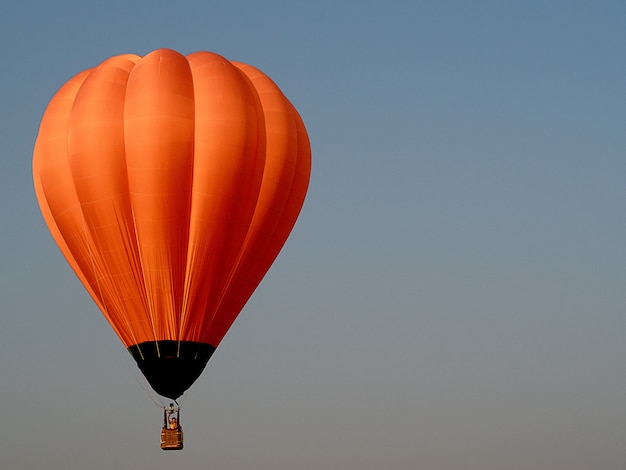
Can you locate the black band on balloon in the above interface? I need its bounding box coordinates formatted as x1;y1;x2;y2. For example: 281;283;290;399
128;341;215;400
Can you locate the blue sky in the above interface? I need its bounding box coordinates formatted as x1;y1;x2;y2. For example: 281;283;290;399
2;1;626;468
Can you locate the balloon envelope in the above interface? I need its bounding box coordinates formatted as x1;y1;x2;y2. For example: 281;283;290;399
33;49;311;399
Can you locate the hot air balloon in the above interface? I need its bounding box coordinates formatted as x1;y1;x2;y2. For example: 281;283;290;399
32;49;311;445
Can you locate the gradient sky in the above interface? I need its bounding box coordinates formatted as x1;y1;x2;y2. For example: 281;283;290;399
2;1;626;469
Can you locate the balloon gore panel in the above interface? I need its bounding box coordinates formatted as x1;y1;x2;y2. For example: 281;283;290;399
128;341;215;399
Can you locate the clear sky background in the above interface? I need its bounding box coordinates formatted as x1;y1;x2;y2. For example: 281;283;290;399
2;1;626;469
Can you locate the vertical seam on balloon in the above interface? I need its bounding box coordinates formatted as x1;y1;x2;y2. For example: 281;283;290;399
112;202;142;349
79;206;111;328
131;205;161;357
179;53;196;349
120;58;150;351
178;53;197;347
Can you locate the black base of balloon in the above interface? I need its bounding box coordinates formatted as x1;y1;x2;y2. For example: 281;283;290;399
128;341;215;399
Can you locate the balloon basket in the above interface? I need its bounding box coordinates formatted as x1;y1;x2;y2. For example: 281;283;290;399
161;427;184;450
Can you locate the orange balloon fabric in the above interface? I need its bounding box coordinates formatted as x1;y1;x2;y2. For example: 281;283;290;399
33;49;310;398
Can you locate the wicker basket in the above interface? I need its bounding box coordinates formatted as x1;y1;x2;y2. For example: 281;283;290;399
161;427;184;450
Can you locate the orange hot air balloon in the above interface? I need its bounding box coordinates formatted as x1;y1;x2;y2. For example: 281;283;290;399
33;49;311;400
